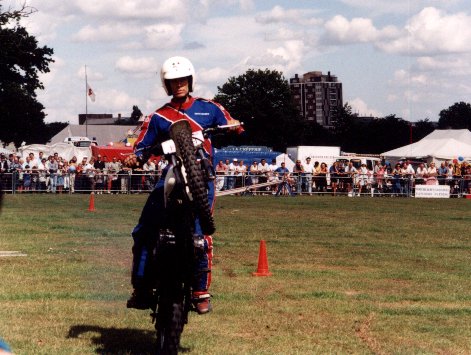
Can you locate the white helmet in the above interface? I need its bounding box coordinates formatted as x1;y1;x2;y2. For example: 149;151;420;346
160;56;195;96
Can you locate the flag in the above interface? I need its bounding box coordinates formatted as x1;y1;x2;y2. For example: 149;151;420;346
87;83;96;102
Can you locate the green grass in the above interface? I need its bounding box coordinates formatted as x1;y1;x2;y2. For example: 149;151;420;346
1;194;471;354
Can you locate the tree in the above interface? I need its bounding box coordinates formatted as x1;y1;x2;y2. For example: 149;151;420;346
0;4;54;145
413;118;435;142
438;102;471;129
213;69;301;151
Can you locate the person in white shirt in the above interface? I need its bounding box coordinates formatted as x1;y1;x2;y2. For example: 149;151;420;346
227;158;238;189
426;162;438;185
258;158;271;185
235;160;247;188
344;162;358;195
415;163;427;185
301;157;314;195
249;161;259;185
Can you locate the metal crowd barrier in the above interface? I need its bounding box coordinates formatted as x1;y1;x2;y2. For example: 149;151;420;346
0;171;162;194
1;170;470;197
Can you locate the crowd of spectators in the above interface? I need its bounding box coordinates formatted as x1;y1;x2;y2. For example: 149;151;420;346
0;151;167;194
1;151;470;196
214;157;471;197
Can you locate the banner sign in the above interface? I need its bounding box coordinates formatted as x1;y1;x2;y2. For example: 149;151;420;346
415;185;450;198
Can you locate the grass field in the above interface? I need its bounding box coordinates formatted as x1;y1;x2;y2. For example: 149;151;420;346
1;194;470;354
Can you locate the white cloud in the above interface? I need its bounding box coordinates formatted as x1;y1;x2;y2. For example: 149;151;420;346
77;67;105;82
144;23;184;49
322;15;399;44
393;69;428;86
339;0;463;16
73;0;187;20
255;5;322;26
197;67;231;84
415;55;471;75
97;89;140;114
73;23;141;42
115;56;157;76
377;7;471;55
349;98;383;117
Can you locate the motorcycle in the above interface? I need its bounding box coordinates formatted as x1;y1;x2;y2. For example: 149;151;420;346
136;119;240;354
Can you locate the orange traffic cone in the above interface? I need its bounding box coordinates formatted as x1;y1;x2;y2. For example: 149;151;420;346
252;240;272;276
88;192;95;212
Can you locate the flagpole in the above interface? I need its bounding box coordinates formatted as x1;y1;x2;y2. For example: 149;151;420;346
85;65;88;137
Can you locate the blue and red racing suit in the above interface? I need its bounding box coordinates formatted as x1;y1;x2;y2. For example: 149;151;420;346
131;96;237;292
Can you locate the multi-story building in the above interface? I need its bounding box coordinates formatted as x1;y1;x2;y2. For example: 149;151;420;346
290;71;343;128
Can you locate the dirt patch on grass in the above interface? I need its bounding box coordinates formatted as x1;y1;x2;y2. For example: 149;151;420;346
355;313;384;354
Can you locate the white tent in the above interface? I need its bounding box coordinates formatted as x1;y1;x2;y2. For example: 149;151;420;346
276;153;295;171
382;129;471;163
18;143;92;162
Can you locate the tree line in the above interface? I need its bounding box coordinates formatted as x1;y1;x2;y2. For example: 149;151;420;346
1;5;471;153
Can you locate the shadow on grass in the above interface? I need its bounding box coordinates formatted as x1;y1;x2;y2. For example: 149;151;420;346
67;324;191;354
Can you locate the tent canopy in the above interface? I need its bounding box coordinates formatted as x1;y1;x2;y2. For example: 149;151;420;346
382;129;471;163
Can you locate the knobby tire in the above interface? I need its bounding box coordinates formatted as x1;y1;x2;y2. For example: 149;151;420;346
174;127;216;235
156;292;185;355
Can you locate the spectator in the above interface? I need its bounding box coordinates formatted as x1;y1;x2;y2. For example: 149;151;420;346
292;159;304;194
249;160;259;185
316;162;328;193
275;162;294;196
415;163;427;185
215;160;228;191
463;163;471;194
56;162;65;193
375;162;386;193
267;158;279;192
426;162;438;185
0;154;9;191
28;152;40;168
30;165;39;191
219;159;228;190
344;162;358;195
48;156;59;193
119;159;131;193
437;162;448;185
234;160;247;188
227;158;237;190
157;156;168;172
402;161;415;196
329;161;340;196
23;165;32;192
68;157;78;193
357;163;369;195
392;163;403;195
108;157;121;192
95;169;105;193
143;158;156;191
302;157;314;195
258;159;270;185
38;158;48;191
337;162;347;193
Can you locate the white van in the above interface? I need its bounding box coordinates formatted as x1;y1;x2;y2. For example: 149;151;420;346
336;156;381;171
63;136;95;148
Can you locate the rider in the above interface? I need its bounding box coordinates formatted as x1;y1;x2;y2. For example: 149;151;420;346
126;56;240;314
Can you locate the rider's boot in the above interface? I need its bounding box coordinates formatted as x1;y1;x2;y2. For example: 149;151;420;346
192;291;212;314
127;287;152;310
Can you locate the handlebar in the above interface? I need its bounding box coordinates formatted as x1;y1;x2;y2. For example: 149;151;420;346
131;122;244;158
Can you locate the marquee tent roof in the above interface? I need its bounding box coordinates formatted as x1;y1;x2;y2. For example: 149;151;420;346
382;129;471;162
49;124;137;146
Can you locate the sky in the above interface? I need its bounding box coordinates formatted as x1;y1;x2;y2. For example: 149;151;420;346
5;0;471;124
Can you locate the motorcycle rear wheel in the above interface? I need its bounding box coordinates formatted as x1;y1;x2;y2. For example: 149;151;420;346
173;123;216;235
